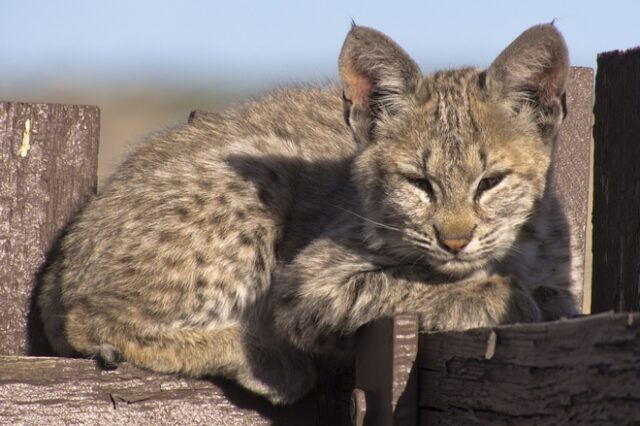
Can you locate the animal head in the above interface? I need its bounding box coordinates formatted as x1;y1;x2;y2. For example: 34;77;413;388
340;24;569;276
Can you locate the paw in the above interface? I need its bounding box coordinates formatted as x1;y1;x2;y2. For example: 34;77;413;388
421;275;541;331
495;277;543;324
238;341;317;405
238;360;317;405
532;285;578;321
91;344;124;369
237;372;311;405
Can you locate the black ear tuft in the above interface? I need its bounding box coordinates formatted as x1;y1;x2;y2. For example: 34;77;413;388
338;26;422;143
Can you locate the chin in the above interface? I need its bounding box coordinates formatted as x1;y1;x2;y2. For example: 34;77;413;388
434;258;489;278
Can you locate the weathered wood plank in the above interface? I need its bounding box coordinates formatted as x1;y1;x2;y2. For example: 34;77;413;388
0;355;319;426
592;48;640;313
548;67;594;310
0;101;100;356
417;312;640;425
355;315;419;426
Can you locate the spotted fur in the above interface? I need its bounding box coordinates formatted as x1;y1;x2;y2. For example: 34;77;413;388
38;24;580;404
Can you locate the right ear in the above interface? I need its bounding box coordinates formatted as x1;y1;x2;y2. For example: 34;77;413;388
485;24;569;140
339;25;422;143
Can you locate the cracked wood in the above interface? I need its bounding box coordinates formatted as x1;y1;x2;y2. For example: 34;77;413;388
417;312;640;425
0;355;320;425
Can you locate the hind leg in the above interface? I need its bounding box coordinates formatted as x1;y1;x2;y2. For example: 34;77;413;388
66;307;316;404
237;326;318;404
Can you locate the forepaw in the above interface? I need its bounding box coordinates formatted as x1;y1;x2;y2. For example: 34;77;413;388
532;285;579;321
421;275;541;331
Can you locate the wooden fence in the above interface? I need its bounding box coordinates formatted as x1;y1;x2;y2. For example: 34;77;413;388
592;47;640;314
1;48;640;425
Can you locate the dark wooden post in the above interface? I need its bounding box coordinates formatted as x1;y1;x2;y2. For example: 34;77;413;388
592;48;640;313
0;102;99;355
353;315;419;426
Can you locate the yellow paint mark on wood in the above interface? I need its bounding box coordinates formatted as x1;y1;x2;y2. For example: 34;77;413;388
18;119;31;157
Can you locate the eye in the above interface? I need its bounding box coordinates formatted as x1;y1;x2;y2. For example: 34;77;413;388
476;174;506;198
407;177;435;198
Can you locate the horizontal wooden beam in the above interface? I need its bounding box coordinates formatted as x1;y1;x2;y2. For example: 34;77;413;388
0;355;320;425
418;312;640;425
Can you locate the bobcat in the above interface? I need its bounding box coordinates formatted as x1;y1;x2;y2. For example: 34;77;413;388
38;23;580;404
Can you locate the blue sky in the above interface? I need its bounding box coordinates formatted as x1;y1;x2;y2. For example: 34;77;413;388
3;0;639;89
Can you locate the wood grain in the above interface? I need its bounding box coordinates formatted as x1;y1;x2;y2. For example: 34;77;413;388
0;101;99;355
592;48;640;313
0;355;319;426
548;66;594;308
355;315;419;426
417;312;640;425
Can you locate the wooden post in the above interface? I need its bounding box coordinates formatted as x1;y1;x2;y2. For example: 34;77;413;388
592;48;640;313
548;67;594;311
0;102;99;355
354;315;419;426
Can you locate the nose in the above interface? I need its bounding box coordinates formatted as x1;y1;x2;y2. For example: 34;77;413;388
435;225;476;254
440;237;470;254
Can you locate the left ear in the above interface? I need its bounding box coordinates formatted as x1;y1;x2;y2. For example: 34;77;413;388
339;25;423;144
486;24;569;139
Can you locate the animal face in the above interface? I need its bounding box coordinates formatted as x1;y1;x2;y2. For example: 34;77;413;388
341;25;568;276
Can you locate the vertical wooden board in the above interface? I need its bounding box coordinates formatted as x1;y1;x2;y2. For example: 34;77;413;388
592;48;640;313
355;315;418;426
391;315;418;426
355;318;394;426
547;66;594;308
0;102;99;355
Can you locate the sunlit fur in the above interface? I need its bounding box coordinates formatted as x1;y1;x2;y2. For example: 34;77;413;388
354;67;551;278
38;24;580;405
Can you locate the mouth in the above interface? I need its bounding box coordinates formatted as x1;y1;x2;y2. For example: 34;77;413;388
434;256;488;277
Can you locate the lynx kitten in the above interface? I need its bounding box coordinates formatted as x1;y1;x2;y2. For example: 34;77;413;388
39;24;580;404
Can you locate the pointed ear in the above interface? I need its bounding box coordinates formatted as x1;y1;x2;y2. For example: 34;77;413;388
339;25;422;143
486;24;570;139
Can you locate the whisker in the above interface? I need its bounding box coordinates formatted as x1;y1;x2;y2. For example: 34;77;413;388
396;251;417;264
407;240;448;262
410;253;426;268
404;228;433;244
407;239;430;251
330;204;406;234
330;204;439;262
